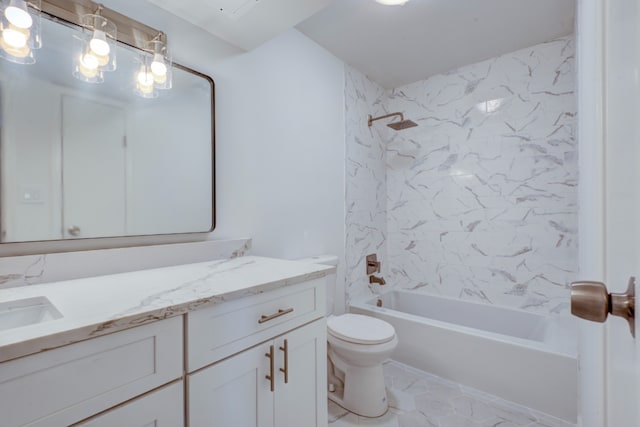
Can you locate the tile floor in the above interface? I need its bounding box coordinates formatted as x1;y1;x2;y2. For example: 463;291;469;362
328;361;575;427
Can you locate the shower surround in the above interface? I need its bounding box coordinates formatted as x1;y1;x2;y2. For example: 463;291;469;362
344;65;388;303
345;36;577;315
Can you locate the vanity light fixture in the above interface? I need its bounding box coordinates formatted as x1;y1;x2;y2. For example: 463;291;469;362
73;9;116;83
0;0;41;64
5;0;174;95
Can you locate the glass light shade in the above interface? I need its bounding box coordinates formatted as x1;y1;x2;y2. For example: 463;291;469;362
134;55;158;99
147;39;171;90
78;14;116;72
72;37;104;83
0;0;40;64
5;0;31;29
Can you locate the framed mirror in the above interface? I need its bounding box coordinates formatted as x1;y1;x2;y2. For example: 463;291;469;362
0;13;215;243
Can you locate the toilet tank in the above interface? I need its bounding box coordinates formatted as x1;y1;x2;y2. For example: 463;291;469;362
296;254;338;316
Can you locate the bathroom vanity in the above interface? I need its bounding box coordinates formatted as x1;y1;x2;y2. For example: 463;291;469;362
0;256;333;426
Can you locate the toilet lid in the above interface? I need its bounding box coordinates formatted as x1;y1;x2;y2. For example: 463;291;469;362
327;314;395;345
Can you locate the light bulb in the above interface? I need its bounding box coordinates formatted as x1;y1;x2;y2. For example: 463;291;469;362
137;81;154;95
136;64;156;97
0;30;29;58
150;53;167;77
137;69;153;86
2;27;27;48
78;53;99;78
89;30;110;57
5;0;32;29
81;52;98;70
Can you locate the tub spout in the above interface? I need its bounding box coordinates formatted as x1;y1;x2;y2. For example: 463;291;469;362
369;275;386;285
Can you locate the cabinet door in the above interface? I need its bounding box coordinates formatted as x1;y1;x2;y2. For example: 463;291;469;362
0;317;183;427
188;342;274;427
274;319;327;427
74;381;183;427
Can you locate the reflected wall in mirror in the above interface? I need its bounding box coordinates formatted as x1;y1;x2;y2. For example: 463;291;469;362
0;14;215;243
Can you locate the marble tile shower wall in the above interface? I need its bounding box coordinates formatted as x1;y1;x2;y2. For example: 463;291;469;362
344;65;388;305
385;36;577;314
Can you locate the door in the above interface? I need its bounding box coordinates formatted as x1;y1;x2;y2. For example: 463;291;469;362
61;96;126;239
574;1;640;426
188;342;274;427
274;319;327;427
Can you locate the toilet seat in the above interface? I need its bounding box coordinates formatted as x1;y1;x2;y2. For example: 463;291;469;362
327;314;395;345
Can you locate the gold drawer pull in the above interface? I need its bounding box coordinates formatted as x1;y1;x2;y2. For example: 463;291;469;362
279;339;289;384
265;345;275;392
258;308;294;324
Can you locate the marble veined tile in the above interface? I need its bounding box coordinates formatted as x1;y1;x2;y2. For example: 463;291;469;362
383;36;577;315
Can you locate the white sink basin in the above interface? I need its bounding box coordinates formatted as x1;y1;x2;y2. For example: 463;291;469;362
0;297;63;332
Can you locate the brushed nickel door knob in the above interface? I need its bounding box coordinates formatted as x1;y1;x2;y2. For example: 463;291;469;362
571;277;636;337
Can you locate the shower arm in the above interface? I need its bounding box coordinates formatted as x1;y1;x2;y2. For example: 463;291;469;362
368;112;405;127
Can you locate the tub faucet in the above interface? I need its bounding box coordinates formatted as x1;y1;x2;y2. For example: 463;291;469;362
369;275;386;285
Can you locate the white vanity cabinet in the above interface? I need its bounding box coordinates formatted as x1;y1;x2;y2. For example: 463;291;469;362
0;264;332;427
0;317;183;427
74;381;184;427
186;278;328;427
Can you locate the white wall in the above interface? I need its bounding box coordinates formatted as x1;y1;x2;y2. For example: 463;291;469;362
211;30;346;311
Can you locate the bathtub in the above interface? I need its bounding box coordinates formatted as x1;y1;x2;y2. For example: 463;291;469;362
350;290;578;423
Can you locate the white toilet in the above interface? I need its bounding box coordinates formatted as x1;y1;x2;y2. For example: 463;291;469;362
327;313;398;417
297;255;399;418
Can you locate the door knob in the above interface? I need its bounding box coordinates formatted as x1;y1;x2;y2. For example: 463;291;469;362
570;277;635;337
67;225;80;236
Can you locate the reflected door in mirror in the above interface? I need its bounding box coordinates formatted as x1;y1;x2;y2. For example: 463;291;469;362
62;96;126;239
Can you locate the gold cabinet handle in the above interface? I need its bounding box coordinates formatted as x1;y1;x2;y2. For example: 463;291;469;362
265;345;275;392
258;307;294;324
279;339;289;384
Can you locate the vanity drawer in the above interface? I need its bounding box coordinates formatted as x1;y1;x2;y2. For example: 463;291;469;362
0;316;183;427
187;278;325;371
74;381;184;427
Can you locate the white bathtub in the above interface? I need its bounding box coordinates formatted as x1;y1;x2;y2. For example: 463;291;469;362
350;290;578;423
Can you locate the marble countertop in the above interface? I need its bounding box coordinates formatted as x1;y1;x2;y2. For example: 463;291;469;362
0;256;334;363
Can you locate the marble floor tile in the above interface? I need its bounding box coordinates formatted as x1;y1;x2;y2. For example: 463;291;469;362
438;413;483;427
415;392;455;418
451;396;497;421
328;360;576;427
397;411;439;427
481;419;521;427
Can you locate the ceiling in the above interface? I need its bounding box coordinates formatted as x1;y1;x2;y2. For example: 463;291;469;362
297;0;576;88
146;0;334;50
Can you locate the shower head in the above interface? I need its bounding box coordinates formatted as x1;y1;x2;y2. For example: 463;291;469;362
387;119;418;131
368;112;418;131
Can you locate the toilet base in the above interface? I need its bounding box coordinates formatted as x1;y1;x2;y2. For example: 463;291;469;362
328;383;389;418
327;357;389;417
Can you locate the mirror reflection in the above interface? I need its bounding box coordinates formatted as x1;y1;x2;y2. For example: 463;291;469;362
0;15;214;243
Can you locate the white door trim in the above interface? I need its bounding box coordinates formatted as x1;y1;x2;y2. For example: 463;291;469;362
576;0;606;426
